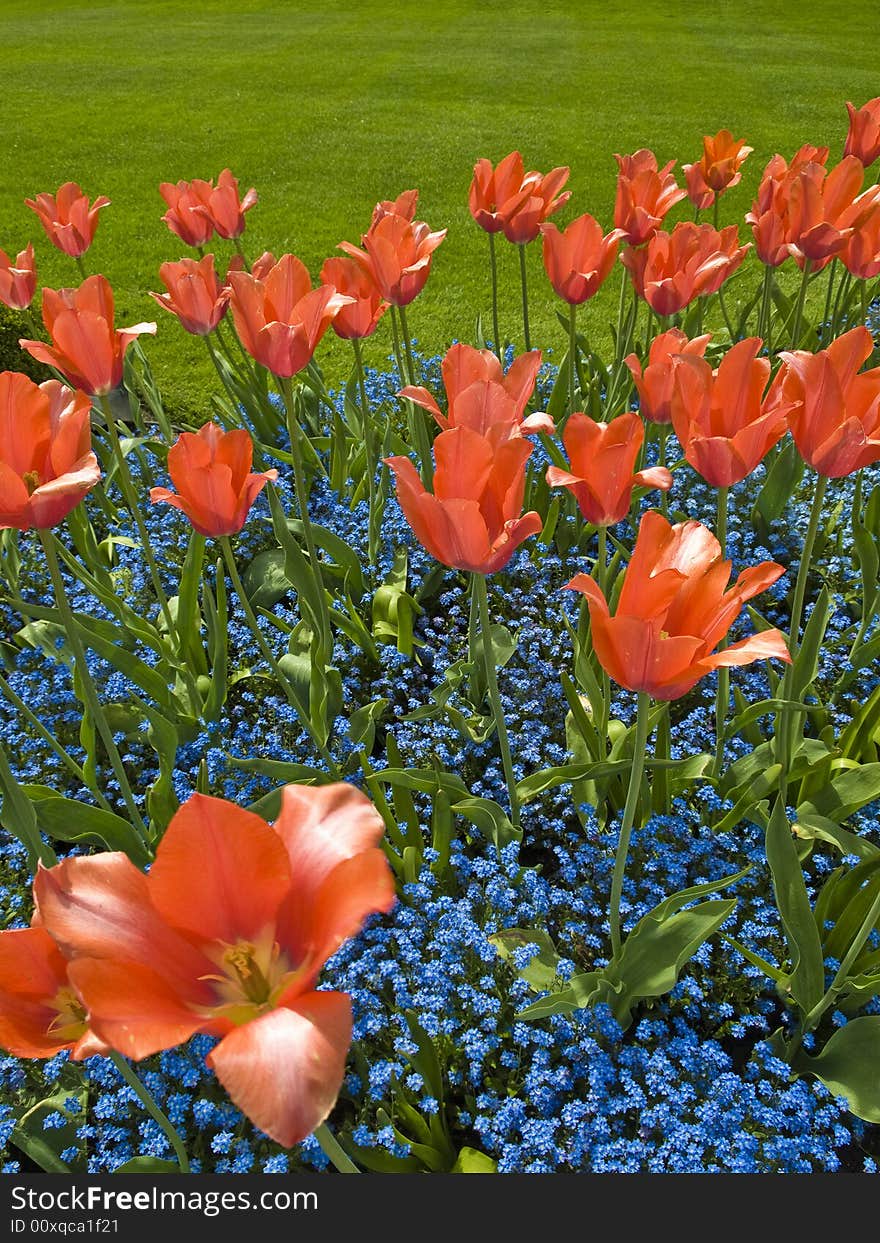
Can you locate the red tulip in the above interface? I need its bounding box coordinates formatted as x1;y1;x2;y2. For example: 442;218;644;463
670;338;792;487
228;252;352;377
746;147;829;267
0;926;105;1060
149;422;278;537
844;97;880;168
683;130;753;209
545;411;672;525
843;199;880;279
778;326;880;477
785;156;871;270
399;342;553;445
566;510;790;700
159;178;216;248
468;152;537;235
500;166;571;245
150;254;229;336
20;275;156;396
25;183;110;258
613;150;687;246
385;426;542;575
0;373;99;530
625;328;711;425
0;243;37;310
33;784;396;1147
339;211;446;307
319;256;388;340
371;189;420;227
540;213;625;304
201;168;258;240
621;222;750;316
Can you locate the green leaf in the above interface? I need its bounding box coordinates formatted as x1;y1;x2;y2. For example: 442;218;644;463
789;586;832;702
30;794;150;866
11;1083;87;1173
452;1147;497;1173
452;796;520;847
0;747;55;867
243;547;294;608
799;764;880;825
113;1157;180;1174
750;441;803;536
490;927;561;991
765;798;825;1014
795;812;879;860
791;1017;880;1122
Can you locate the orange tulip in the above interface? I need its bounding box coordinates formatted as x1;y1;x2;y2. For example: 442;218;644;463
778;326;880;477
0;373;99;530
670;337;792;487
540;213;625;304
385;426;542;575
339;209;446;307
150;254;229;336
621;222;750;316
844;97;880;168
613;149;687;247
683;130;753;209
566;510;790;700
625;328;711;425
25;182;110;258
843;198;880;279
371;189;420;227
228;252;352;377
33;784;396;1148
159;177;217;248
746;146;829;267
149;422;278;537
399;342;553;445
545;411;672;526
500;166;571;245
0;242;36;310
200;168;258;240
320;255;388;340
468;152;537;235
785;156;876;270
0;926;105;1060
20;275;156;396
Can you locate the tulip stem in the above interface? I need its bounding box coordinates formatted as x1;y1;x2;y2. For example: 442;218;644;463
108;1052;190;1174
38;530;149;843
0;670;114;814
712;485;730;779
609;690;651;957
820;259;838;345
397;302;417;387
568;302;578;416
219;535;340;777
473;571;520;831
74;255;88;281
596;526;611;751
395;303;433;486
716;283;736;342
279;377;329;635
758;266;774;354
352;337;379;564
313;1122;361;1174
789;260;812;348
488;232;502;361
830;268;852;337
518;244;532;351
613;263;629;366
712;197;720;231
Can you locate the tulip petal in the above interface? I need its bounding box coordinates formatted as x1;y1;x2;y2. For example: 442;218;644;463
67;958;205;1060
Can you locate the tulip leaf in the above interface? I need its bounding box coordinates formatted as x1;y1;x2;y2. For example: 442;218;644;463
372;548;423;656
0;748;55;868
202;560;229;722
765;799;825;1015
490;927;562;991
287;519;366;603
29;792;150;867
452;1147;498;1174
348;697;389;754
794;812;879;861
451;796;520;847
790;1018;880;1122
242;547;293;609
798;764;880;826
10;1082;87;1173
750;441;803;538
113;1157;180;1174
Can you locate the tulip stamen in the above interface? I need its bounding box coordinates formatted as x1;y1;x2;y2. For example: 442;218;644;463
22;470;41;496
46;986;88;1042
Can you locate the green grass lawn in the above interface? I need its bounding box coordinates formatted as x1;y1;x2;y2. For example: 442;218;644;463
2;0;879;417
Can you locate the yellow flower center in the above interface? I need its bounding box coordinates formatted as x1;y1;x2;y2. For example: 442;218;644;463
23;470;41;496
46;987;88;1044
198;931;303;1026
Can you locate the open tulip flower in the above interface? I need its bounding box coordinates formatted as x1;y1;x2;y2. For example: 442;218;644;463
0;242;37;310
370;189;420;227
843;200;880;279
625;328;711;424
386;426;542;575
150;254;229;336
845;96;880;168
32;784;396;1148
150;421;278;537
778;326;880;477
566;510;790;701
0;926;106;1060
541;213;625;305
546;411;672;526
320;255;388;340
228;252;353;377
683;130;753;209
613;149;687;247
25;182;110;258
785;156;880;270
399;342;553;445
670;337;793;487
0;373;100;530
622;222;750;316
499;165;571;245
339;209;447;308
20;275;156;397
200;168;258;240
745;146;829;267
469;152;537;234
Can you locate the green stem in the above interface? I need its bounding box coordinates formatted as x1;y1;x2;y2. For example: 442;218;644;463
830;267;852;337
712;197;720;231
109;1052;190;1173
568;301;578;415
39;530;148;842
801;886;880;1039
488;231;501;361
596;526;611;750
658;424;670;516
397;302;417;386
609;691;651;956
713;486;729;779
820;259;838;345
352;337;379;564
643;307;655;355
219;536;340;777
279;377;329;635
758;266;774;356
613;263;628;366
518;244;532;351
74;255;88;281
313;1122;360;1173
0;671;114;813
396;303;433;485
790;259;812;348
474;571;520;831
716;282;737;341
